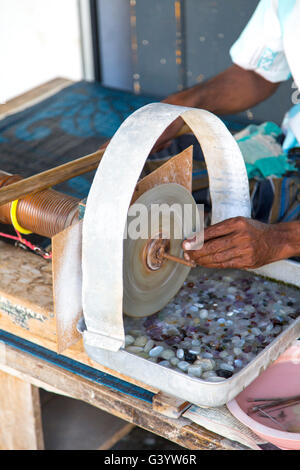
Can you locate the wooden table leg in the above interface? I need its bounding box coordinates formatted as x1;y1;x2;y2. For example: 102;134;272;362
0;370;44;450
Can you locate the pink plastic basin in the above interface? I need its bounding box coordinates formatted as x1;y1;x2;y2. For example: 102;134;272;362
227;341;300;450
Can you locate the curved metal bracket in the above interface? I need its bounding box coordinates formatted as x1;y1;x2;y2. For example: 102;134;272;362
82;103;251;351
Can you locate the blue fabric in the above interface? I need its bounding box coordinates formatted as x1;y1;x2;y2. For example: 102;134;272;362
0;81;157;198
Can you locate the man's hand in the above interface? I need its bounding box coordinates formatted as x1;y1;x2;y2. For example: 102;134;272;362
182;217;300;270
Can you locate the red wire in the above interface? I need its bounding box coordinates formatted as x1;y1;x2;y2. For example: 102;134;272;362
0;231;20;242
0;230;52;260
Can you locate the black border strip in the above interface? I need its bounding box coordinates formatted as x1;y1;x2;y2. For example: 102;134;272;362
0;329;154;403
90;0;102;82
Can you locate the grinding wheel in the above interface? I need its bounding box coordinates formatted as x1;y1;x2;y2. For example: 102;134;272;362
123;183;198;317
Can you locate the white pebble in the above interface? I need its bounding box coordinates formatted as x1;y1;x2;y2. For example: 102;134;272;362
134;335;148;347
189;305;199;313
166;327;180;336
149;346;164;357
161;349;175;360
202;352;213;359
187;365;202;377
199;358;215;371
177;361;189;372
233;347;242;356
159;360;170;368
202;370;217;379
219;351;228;359
189;348;200;355
125;335;134;346
205;376;224;382
126;346;144;353
170;357;179;366
251;328;261;336
144;339;155;353
220;363;234;372
244;305;255;314
199;309;208;319
176;348;184;359
234;359;243;368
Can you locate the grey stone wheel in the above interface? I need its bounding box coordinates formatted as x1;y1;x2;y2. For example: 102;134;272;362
123;183;198;317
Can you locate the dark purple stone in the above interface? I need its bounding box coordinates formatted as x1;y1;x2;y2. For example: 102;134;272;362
165;336;181;346
143;315;157;328
216;369;233;379
184;350;197;363
148;327;163;341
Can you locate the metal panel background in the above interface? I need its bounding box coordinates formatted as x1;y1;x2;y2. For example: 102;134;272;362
132;0;185;96
96;0;294;125
97;0;133;90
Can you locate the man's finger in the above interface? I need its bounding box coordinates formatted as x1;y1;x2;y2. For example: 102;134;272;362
191;253;248;269
203;218;243;241
188;246;245;266
183;233;241;258
183;219;238;250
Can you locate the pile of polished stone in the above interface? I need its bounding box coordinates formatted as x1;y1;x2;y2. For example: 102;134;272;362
124;268;300;382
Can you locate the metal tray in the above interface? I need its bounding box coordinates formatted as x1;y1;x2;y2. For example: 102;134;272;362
84;259;300;407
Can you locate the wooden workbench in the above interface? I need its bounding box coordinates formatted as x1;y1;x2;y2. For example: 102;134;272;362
0;79;261;450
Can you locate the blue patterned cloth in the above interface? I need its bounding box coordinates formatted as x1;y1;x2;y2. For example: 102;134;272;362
0;81;157;198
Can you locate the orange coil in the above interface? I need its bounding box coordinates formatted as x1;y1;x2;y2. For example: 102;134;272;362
0;171;80;238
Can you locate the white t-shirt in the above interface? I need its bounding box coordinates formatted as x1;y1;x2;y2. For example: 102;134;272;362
230;0;300;87
230;0;300;149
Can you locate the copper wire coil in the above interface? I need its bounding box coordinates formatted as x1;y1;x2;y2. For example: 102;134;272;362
0;172;79;238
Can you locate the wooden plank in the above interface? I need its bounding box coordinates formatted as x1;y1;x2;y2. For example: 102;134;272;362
0;370;44;450
0;343;247;450
0;241;56;341
0;148;105;206
52;221;83;353
183;405;263;450
0;77;73;119
152;392;191;419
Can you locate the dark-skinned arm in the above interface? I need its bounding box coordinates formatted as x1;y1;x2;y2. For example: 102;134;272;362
183;218;300;270
101;64;280;152
154;64;280;151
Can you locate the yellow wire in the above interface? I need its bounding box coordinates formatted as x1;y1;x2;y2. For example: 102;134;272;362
10;200;32;235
